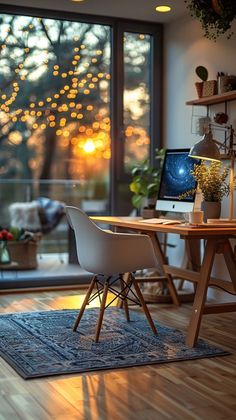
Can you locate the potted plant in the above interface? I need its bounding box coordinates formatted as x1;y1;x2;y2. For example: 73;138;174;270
129;148;165;217
2;227;41;269
195;65;208;98
185;0;236;40
179;160;230;221
195;65;218;98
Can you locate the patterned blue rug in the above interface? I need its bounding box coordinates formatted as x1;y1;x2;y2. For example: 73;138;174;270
0;308;229;379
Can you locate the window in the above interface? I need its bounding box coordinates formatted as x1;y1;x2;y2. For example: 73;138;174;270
0;12;111;222
0;5;162;249
123;32;151;172
111;21;162;214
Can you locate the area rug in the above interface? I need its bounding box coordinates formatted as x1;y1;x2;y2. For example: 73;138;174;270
0;308;229;379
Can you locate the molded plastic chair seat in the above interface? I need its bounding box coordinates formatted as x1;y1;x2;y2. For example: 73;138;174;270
66;206;159;342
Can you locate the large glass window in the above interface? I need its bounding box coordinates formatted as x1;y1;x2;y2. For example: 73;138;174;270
112;22;161;215
0;7;162;257
0;13;111;225
123;32;151;172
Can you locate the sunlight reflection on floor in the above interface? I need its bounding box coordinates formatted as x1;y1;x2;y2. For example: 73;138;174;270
52;292;116;310
0;290;117;313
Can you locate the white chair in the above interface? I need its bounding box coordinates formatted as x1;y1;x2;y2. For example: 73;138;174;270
66;206;159;342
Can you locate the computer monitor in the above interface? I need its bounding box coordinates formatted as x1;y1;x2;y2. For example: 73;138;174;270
155;148;199;213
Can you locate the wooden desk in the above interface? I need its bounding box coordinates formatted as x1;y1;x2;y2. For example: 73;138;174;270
92;216;236;347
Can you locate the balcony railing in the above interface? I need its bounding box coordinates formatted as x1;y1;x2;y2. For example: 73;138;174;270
0;178;109;254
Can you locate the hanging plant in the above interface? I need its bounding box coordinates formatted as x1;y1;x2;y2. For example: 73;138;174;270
185;0;236;40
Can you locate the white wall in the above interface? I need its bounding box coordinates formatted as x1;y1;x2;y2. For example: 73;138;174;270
163;15;236;285
164;15;236;148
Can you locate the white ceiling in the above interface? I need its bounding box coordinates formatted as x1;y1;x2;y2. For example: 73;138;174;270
0;0;188;23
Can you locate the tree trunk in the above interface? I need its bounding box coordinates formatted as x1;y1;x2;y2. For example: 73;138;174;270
39;127;57;195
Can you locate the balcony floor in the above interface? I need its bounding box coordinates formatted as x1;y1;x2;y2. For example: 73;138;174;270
0;253;92;291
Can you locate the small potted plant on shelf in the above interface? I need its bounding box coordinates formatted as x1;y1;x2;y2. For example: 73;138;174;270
195;65;217;98
195;65;208;98
129;148;165;218
179;160;230;221
185;0;236;40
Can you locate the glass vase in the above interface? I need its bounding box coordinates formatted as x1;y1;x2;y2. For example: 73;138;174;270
0;241;11;265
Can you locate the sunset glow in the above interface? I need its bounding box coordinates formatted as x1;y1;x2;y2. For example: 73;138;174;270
83;139;96;154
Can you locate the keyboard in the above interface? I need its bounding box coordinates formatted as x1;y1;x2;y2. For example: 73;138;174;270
140;218;183;225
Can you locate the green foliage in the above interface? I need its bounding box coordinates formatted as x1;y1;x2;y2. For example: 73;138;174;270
9;227;26;241
129;149;165;209
179;160;230;202
195;65;208;81
185;0;236;40
1;226;39;242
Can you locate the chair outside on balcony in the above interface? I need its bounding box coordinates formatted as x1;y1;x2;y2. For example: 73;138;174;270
9;197;65;254
9;197;65;234
66;206;158;342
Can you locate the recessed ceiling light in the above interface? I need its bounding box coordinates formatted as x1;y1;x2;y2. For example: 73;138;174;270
155;5;171;13
71;0;85;3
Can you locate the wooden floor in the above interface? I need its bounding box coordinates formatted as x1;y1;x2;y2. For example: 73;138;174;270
0;289;236;420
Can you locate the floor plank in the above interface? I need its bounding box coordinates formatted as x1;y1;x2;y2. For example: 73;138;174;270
0;289;235;420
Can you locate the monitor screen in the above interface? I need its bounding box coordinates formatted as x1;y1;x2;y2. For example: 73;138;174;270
155;149;199;213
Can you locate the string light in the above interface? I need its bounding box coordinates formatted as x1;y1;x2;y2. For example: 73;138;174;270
0;23;112;173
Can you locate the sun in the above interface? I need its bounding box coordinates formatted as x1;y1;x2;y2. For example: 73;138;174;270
83;139;95;154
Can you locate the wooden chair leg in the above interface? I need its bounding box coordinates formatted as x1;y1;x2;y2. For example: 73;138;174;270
178;279;185;291
117;298;124;309
73;275;97;332
117;281;124;309
121;273;130;322
95;280;109;342
132;277;158;335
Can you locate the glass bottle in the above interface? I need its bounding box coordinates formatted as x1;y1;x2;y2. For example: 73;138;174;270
0;241;11;265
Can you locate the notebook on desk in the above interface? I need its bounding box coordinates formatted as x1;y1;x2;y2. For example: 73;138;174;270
140;218;183;225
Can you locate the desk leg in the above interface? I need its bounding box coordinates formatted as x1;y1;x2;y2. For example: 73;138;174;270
223;240;236;290
186;239;216;347
148;232;180;306
178;238;201;291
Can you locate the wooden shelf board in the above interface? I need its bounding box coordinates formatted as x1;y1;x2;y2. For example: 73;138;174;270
186;90;236;106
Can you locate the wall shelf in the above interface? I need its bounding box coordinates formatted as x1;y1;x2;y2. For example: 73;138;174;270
186;90;236;106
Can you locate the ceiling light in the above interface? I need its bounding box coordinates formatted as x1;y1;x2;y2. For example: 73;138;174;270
71;0;85;3
155;5;171;13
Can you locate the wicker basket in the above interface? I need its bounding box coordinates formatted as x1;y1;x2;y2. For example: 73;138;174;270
8;241;38;270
